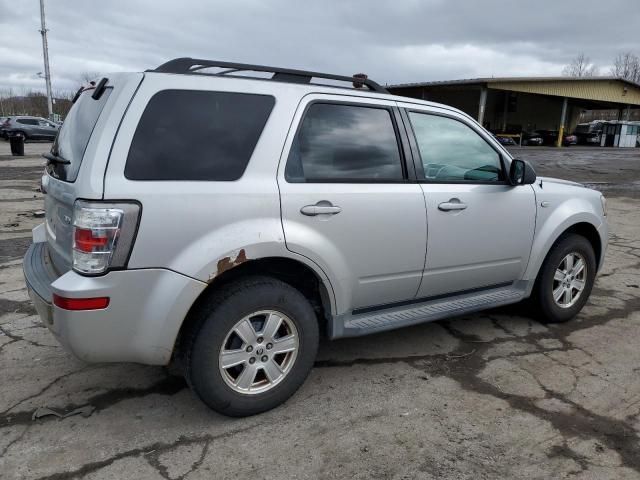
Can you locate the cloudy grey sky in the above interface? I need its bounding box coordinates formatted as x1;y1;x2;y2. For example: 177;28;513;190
2;0;640;93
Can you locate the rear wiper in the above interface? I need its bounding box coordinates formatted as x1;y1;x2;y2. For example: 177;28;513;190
43;152;70;165
71;86;83;103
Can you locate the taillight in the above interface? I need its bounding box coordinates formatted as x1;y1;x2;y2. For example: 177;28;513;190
72;200;140;275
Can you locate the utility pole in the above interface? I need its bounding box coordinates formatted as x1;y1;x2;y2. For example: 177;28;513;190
39;0;53;120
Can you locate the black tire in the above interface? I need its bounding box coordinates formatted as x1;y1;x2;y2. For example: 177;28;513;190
185;276;319;417
533;234;596;323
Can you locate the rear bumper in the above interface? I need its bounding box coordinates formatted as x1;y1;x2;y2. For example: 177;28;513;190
23;240;206;365
23;242;57;326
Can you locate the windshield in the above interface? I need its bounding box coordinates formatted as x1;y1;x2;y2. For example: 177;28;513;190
48;87;112;182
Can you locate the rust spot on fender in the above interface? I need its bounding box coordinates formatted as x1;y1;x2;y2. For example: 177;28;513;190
213;249;248;280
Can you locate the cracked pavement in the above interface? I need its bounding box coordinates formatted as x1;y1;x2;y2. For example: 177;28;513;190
1;142;639;479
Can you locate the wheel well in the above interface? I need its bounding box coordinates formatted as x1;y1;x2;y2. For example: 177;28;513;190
529;221;602;301
173;257;333;364
561;222;602;268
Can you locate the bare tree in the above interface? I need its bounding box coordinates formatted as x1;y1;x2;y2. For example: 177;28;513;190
610;52;640;83
78;71;102;86
562;53;599;77
0;86;74;118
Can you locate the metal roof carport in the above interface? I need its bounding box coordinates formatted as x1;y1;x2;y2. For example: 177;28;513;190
389;77;640;146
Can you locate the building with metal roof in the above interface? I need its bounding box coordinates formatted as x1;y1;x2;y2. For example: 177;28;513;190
389;77;640;146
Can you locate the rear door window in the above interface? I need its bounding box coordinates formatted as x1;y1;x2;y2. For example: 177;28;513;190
285;102;404;182
125;90;275;181
48;88;112;182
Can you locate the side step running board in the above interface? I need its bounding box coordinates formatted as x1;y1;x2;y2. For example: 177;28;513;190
333;284;526;338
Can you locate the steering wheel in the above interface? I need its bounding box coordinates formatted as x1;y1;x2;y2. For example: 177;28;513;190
424;163;447;179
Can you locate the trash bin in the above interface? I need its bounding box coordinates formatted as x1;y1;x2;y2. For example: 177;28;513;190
9;134;24;156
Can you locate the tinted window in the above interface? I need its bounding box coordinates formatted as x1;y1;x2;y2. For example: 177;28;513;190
408;112;503;182
285;103;403;182
49;89;112;182
125;90;274;181
18;119;38;125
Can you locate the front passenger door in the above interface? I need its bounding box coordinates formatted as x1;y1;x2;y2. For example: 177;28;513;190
403;107;536;298
40;120;57;139
37;120;51;139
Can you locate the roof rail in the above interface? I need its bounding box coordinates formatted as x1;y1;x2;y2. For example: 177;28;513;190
151;57;389;94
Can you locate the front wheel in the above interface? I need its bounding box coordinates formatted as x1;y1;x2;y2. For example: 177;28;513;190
533;234;597;323
185;276;319;417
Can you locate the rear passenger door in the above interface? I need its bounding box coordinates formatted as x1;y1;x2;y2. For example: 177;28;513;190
17;118;39;137
278;95;427;313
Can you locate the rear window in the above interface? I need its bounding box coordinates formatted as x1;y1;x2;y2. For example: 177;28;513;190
124;90;275;181
48;88;112;182
18;118;39;125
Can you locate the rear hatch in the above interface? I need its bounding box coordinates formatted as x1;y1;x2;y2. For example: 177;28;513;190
44;74;142;274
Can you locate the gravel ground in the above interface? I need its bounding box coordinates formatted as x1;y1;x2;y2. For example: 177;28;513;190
1;141;639;479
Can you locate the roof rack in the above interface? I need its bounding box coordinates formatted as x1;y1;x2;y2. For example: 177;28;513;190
151;57;389;94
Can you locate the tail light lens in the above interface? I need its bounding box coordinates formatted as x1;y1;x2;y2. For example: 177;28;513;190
72;200;141;275
53;294;110;310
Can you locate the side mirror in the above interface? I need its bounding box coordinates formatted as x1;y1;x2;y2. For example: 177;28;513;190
509;158;536;185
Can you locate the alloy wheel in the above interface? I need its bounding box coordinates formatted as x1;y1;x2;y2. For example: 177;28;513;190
218;310;299;394
552;252;587;308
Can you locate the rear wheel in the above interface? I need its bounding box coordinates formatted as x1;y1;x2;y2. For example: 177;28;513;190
185;276;319;417
533;234;596;323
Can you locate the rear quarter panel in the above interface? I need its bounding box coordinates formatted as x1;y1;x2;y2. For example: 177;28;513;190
103;74;337;309
72;73;145;199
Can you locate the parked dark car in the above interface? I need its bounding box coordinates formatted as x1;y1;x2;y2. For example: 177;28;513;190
574;122;603;145
2;116;60;141
522;131;544;146
533;130;577;147
0;117;10;139
493;134;516;146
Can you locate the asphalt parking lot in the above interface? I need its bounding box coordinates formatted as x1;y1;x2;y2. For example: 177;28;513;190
1;142;639;479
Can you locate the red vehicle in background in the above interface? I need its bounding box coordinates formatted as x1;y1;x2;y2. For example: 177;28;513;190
534;130;577;146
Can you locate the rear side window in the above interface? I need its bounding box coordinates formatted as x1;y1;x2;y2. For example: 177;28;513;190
18;119;39;125
285;103;404;182
49;88;112;182
125;90;275;181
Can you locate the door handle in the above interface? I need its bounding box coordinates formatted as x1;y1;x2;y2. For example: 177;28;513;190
438;199;467;211
300;203;342;216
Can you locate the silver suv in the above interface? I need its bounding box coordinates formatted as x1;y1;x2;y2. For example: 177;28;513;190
2;115;60;140
24;58;608;417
